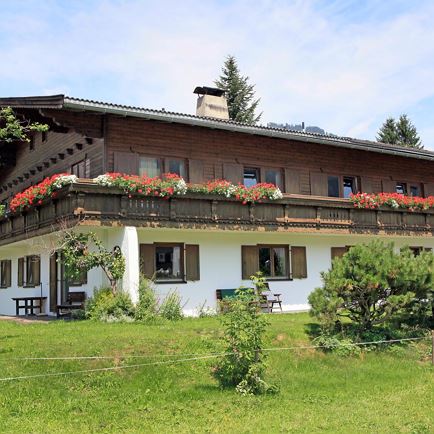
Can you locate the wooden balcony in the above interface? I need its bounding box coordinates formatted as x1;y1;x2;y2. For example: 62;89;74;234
0;182;434;245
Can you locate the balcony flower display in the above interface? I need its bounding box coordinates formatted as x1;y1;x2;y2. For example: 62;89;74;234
9;173;77;213
350;192;434;212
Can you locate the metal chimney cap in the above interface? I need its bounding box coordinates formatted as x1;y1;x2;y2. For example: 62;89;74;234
193;86;226;97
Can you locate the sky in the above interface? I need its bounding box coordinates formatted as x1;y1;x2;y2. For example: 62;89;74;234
1;0;434;148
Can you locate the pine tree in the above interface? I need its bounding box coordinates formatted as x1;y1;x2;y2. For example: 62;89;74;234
377;114;422;149
215;55;262;125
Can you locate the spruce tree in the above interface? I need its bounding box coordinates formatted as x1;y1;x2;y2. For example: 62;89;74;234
377;114;422;149
215;55;262;125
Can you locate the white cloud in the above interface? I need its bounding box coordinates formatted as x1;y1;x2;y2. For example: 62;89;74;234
1;0;434;148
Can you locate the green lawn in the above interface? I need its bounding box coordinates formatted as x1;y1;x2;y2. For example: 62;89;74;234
0;313;433;433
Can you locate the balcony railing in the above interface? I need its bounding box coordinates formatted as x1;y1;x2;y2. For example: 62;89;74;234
0;182;433;245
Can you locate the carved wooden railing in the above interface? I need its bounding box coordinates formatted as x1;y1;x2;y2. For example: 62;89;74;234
0;182;433;245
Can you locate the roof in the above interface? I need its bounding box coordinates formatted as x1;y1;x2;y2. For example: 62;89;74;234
1;94;434;162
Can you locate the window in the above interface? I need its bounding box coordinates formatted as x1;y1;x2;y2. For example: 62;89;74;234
18;255;41;287
242;245;307;280
243;167;260;187
167;159;187;178
0;260;11;288
68;268;88;286
140;243;200;282
343;176;357;198
327;176;340;197
410;185;420;196
396;182;407;194
71;158;90;178
331;246;352;263
139;157;162;178
259;246;288;278
264;168;283;190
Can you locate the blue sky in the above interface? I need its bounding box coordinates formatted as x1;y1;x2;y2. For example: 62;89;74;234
1;0;434;148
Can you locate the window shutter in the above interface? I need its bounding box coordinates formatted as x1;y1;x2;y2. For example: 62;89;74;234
284;169;300;194
185;244;200;281
188;159;204;184
423;183;434;197
139;244;155;279
331;247;348;261
360;177;373;193
291;246;307;279
33;256;41;286
18;257;24;287
5;260;11;287
241;246;258;280
113;151;139;175
310;172;328;196
381;179;396;193
223;163;243;184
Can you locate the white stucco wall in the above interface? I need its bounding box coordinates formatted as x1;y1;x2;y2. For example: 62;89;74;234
1;226;434;316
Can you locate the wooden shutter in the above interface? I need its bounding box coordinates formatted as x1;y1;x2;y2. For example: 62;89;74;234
4;260;11;287
33;256;41;286
310;172;328;196
188;159;204;184
291;246;307;279
17;257;24;287
381;179;396;193
241;246;258;280
139;244;155;279
360;177;373;193
223;163;243;184
113;151;139;175
185;244;200;281
284;169;301;194
423;183;434;197
331;247;348;261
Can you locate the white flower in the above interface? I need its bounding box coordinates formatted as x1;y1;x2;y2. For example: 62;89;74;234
271;188;283;200
390;200;399;209
175;179;187;195
52;174;78;189
94;174;114;187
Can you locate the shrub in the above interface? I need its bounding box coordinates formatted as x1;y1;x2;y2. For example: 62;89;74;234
159;291;184;321
85;287;135;321
135;276;159;322
309;241;434;331
212;288;277;395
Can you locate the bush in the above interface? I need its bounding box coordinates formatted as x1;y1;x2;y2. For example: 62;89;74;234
159;291;184;321
85;287;135;321
309;241;434;331
135;276;159;322
212;287;277;395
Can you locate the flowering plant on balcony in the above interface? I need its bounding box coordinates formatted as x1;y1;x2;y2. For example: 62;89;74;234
9;173;77;213
189;179;237;198
350;192;434;212
94;172;187;198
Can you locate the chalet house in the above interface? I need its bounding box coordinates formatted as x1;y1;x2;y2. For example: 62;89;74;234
1;88;434;316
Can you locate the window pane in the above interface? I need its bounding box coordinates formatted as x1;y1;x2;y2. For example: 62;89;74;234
259;247;271;276
139;157;161;178
155;246;183;280
328;176;340;197
265;169;282;189
396;183;407;194
343;176;356;198
168;159;186;178
410;185;420;196
272;247;287;277
244;167;259;187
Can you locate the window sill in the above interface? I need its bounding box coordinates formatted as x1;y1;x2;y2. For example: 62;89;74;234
0;285;9;289
155;280;187;285
265;278;293;282
23;285;36;288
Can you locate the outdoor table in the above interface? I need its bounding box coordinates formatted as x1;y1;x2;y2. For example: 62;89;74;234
11;296;47;316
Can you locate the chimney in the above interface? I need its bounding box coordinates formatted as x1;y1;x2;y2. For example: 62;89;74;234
193;86;229;120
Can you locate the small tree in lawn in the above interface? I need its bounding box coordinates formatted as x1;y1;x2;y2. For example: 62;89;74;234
213;275;277;395
60;231;126;293
215;55;262;125
0;107;49;143
309;241;434;331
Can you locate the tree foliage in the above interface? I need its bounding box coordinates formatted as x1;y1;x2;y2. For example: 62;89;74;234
0;107;49;143
309;241;434;331
60;231;126;293
377;114;422;149
215;55;261;125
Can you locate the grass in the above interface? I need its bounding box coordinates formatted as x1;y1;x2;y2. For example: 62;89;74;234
0;313;433;433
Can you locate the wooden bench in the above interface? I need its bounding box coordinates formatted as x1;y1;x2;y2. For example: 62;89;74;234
12;296;47;316
216;288;271;312
56;292;86;318
261;283;283;312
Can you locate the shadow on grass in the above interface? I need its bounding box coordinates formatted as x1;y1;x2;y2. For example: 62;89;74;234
304;322;322;340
